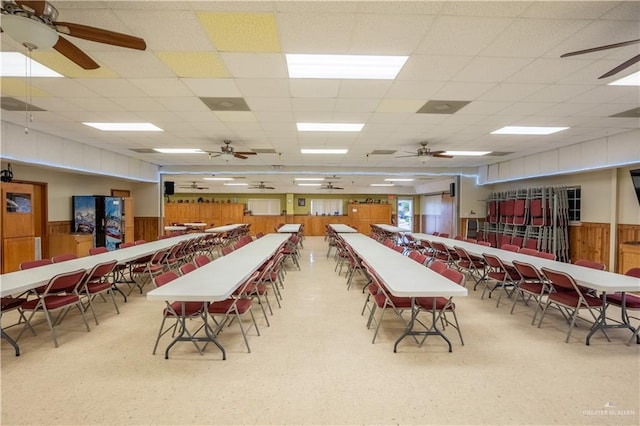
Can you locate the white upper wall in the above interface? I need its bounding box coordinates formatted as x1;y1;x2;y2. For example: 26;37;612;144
1;121;159;183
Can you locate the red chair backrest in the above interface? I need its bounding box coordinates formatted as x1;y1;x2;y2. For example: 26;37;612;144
512;260;543;281
626;267;640;278
392;245;404;254
477;241;491;247
482;253;503;270
20;259;53;270
501;244;520;252
120;242;135;249
535;251;556;260
518;247;538;256
541;267;577;293
179;263;197;275
135;240;146;245
86;260;118;281
155;271;179;287
440;268;464;286
89;247;109;255
429;260;448;274
574;259;605;270
45;269;87;293
408;251;427;265
52;253;78;263
194;255;210;268
439;233;449;238
221;246;234;256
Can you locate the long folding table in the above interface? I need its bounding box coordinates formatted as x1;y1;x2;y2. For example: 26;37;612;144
277;224;301;233
146;233;289;360
411;233;640;345
329;224;357;233
340;233;467;352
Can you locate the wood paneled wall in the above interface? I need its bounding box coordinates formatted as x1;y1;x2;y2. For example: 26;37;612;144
617;224;640;273
569;222;610;270
47;220;72;235
135;217;160;242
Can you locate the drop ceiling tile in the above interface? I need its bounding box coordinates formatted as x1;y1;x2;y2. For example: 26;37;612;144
245;97;292;112
253;111;295;123
368;112;413;124
109;97;166;112
337;80;393;98
157;52;230;78
601;1;640;20
289;80;340;98
74;79;148;98
156;97;212;112
293;110;334;122
64;97;124;112
1;79;49;97
334;98;380;113
506;58;591;84
569;86;632;104
456;101;511;115
128;79;193;97
521;2;617;19
235;79;291;97
291;98;336;112
498;102;556;116
276;12;356;53
182;79;242;97
397;55;472;81
349;14;434;54
220;53;287;78
433;82;495;100
478;83;547;102
548;20;640;60
384;81;443;99
198;12;280;52
376;99;427;113
114;10;214;51
523;84;593;103
453;57;532;83
30;51;119;78
440;2;532;17
92;51;175;78
214;111;258;122
417;16;513;56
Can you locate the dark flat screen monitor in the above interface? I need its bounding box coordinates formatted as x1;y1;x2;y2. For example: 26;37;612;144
630;169;640;204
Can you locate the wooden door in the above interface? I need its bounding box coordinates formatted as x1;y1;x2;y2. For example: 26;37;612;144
1;182;35;272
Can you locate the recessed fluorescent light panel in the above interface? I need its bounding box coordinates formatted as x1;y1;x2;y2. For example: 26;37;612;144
297;123;364;132
84;122;163;131
300;149;348;154
371;183;395;187
224;183;248;186
384;178;414;182
286;54;408;79
491;126;569;135
294;178;325;181
203;177;234;181
608;71;640;86
297;183;322;187
0;52;63;77
153;148;204;154
443;151;492;156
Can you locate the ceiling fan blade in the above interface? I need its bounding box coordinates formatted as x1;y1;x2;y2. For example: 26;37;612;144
234;153;248;160
395;155;418;158
53;36;99;70
561;39;640;58
431;153;454;159
403;151;418;155
54;21;146;50
333;187;344;190
15;1;46;16
234;151;257;155
599;52;640;79
264;186;276;190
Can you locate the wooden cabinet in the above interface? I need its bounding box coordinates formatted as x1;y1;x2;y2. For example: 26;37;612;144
1;182;35;272
49;234;93;258
347;204;391;234
164;203;244;228
619;242;640;275
123;197;134;244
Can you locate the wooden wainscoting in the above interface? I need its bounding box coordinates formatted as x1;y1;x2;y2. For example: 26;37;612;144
47;221;72;235
134;216;160;242
617;224;640;273
569;222;610;271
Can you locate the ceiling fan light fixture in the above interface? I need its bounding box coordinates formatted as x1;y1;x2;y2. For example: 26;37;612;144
1;14;59;50
608;71;640;86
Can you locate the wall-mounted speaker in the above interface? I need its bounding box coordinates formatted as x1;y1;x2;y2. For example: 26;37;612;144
164;181;174;195
449;182;455;197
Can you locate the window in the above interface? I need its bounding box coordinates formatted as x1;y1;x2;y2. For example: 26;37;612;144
566;186;581;223
247;199;281;215
310;199;343;216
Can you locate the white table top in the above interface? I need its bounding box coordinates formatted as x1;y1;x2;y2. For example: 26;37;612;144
147;233;289;302
329;224;358;233
184;223;208;227
373;224;410;233
205;224;245;234
277;224;301;233
164;226;187;231
411;233;640;294
0;233;204;298
340;234;467;298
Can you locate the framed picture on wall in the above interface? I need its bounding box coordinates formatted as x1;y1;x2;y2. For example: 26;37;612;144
298;198;305;207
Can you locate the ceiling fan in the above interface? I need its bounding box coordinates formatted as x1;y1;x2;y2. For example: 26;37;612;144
561;38;640;79
248;181;275;190
179;182;209;191
396;142;453;159
0;0;146;70
319;182;344;190
206;140;257;160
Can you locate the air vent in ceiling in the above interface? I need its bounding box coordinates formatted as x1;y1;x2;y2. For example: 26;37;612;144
417;100;470;114
610;107;640;118
199;97;250;111
1;97;46;111
369;149;397;155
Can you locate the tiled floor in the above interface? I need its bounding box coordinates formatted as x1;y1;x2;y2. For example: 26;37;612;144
1;236;639;425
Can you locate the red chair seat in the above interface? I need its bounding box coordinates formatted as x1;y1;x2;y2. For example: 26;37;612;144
416;296;451;311
23;295;80;310
209;298;252;314
549;291;602;308
86;281;112;294
606;293;640;309
1;297;26;310
374;293;412;309
519;282;544;294
165;301;203;316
